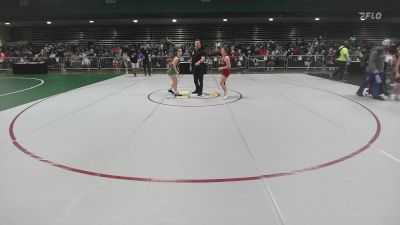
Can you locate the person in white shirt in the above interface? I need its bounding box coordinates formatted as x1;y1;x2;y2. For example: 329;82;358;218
122;50;130;74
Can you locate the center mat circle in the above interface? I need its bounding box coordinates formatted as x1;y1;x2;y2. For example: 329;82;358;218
147;88;243;107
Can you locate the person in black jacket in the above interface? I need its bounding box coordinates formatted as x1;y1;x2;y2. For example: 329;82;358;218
191;39;206;96
142;45;151;76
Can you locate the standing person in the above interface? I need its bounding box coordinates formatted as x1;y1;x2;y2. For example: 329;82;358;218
142;45;151;76
391;44;400;100
218;47;231;100
356;39;391;101
349;35;357;48
330;42;350;81
56;48;66;72
122;49;130;74
191;39;206;96
0;49;6;69
130;49;139;77
113;48;122;73
167;48;183;97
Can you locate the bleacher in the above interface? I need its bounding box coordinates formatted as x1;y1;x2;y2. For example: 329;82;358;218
10;22;399;45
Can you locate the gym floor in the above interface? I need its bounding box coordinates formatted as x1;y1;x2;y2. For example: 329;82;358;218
0;72;399;225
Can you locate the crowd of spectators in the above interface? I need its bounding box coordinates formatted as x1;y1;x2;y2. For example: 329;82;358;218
0;36;398;71
0;36;374;58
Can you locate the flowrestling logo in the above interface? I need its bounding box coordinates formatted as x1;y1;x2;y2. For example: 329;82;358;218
359;12;383;20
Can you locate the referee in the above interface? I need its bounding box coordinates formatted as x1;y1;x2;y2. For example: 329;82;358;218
191;39;206;96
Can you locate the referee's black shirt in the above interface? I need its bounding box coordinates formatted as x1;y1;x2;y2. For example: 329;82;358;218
191;48;206;73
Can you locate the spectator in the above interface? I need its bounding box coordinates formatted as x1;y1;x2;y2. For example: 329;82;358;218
56;48;66;72
330;42;350;81
113;56;121;73
122;49;130;74
141;45;151;76
349;35;357;48
356;39;391;100
0;49;5;69
130;49;140;77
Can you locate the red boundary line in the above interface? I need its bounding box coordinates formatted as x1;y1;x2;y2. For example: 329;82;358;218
9;89;381;183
